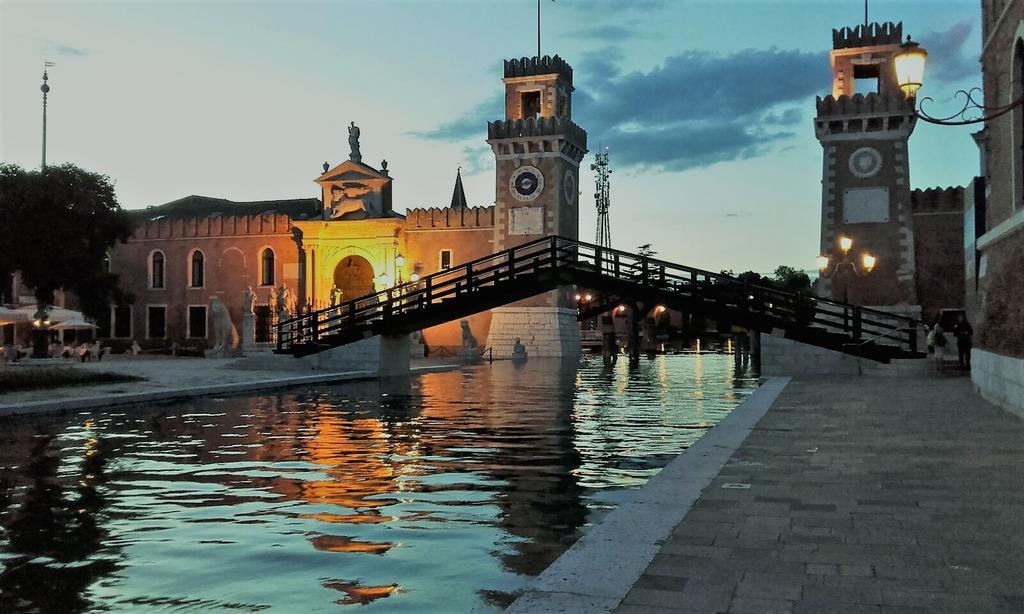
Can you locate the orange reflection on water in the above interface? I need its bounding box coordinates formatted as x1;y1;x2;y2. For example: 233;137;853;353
310;534;394;555
323;579;400;605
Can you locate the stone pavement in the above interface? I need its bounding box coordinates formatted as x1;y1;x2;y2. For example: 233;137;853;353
617;375;1024;614
0;356;457;416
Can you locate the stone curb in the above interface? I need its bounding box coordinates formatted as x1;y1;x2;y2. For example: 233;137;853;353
505;376;792;614
0;364;461;418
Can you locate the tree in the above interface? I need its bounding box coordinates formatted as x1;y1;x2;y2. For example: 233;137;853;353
771;265;812;293
0;163;132;320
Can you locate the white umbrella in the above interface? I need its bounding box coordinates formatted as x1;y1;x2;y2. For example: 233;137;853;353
13;305;83;323
51;316;98;331
0;307;31;325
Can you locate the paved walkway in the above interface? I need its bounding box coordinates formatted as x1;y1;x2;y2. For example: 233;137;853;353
0;356;457;416
617;375;1024;614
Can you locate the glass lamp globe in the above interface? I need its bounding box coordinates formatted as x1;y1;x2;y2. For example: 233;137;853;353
895;37;928;97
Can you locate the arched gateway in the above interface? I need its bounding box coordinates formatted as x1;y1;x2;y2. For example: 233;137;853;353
333;255;375;301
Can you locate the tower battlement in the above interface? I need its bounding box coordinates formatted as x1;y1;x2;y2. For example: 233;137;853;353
487;117;587;144
816;92;916;118
833;21;903;49
504;55;573;85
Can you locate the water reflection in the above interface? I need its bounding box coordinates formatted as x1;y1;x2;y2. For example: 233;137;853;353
0;354;756;611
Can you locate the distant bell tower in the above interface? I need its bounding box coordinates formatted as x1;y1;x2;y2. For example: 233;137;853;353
815;22;919;312
485;55;588;357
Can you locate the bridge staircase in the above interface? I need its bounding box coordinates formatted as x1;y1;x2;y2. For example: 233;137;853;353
276;236;925;362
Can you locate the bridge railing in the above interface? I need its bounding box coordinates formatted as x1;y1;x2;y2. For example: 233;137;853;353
277;236;560;351
278;235;922;355
551;237;922;353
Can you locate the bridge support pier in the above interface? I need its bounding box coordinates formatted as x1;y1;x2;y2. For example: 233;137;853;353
486;307;581;359
628;301;645;364
378;334;411;378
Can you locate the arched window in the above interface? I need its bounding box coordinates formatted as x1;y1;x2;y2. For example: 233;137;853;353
150;251;165;289
190;250;205;287
261;248;275;286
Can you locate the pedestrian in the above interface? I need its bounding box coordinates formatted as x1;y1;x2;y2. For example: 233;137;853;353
953;313;973;370
929;318;947;372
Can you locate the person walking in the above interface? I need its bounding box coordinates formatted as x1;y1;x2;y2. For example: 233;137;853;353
953;314;974;370
929;318;948;373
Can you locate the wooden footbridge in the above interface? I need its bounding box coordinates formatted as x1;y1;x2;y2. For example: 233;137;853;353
276;236;924;362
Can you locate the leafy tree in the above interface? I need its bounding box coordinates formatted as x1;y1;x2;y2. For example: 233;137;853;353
0;163;132;319
771;265;812;292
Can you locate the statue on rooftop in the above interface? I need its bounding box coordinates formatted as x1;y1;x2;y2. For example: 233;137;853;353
348;121;362;163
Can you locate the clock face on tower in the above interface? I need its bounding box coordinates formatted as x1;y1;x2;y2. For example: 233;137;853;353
563;170;576;204
849;147;883;178
509;165;544;202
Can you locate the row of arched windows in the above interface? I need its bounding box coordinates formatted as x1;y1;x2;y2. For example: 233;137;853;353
148;248;275;289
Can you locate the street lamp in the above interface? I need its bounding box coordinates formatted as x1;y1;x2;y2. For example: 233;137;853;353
894;35;1023;125
817;236;876;304
395;254;405;284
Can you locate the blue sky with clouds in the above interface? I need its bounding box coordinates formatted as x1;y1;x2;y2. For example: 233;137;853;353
1;0;981;274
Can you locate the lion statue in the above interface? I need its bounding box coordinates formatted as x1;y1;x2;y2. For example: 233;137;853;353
205;296;240;358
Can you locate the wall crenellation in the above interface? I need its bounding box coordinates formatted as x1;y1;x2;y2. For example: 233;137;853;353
815;92;916;118
504;55;573;85
405;205;495;230
487;117;587;144
133;213;294;240
911;186;965;214
832;21;903;50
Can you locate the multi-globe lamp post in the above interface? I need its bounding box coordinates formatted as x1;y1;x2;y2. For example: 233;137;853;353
816;236;876;305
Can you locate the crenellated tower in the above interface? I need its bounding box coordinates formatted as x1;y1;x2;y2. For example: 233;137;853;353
815;21;920;312
485;55;588;357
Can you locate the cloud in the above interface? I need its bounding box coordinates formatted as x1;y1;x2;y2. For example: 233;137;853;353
564;21;659;41
460;144;495;176
560;0;667;11
413;45;828;172
44;41;87;56
576;46;826;171
406;91;502;141
918;20;977;84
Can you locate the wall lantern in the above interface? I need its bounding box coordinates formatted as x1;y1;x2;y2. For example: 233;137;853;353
895;35;1023;125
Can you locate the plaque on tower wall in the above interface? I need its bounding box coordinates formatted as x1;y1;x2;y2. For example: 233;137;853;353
843;187;890;224
509;206;545;235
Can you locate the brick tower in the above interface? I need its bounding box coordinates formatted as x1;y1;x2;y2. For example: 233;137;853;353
815;22;920;314
485;55;588;357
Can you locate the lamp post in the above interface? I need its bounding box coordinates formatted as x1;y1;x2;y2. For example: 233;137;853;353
395;254;405;285
817;236;877;304
894;35;1023;125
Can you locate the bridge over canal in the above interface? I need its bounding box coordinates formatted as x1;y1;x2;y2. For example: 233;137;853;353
276;236;925;364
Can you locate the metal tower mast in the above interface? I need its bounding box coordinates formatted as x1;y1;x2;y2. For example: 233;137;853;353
591;147;612;249
41;62;54;169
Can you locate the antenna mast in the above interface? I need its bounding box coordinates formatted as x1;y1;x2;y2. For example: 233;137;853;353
592;147;612;250
41;61;54;169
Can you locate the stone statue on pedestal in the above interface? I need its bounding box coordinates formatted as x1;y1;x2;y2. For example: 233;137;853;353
458;320;482;363
205;296;240;358
240;286;256;352
348;121;362;163
512;337;528;363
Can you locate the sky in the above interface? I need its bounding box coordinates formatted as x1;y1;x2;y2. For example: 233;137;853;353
1;0;983;275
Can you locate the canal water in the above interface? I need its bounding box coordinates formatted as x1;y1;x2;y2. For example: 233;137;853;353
0;354;757;612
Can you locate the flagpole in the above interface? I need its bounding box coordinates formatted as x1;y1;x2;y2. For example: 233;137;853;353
537;0;541;57
864;0;868;28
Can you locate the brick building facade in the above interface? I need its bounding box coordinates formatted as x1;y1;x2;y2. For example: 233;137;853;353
970;0;1024;413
